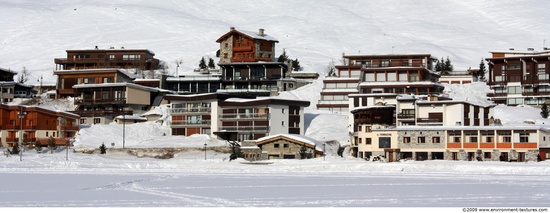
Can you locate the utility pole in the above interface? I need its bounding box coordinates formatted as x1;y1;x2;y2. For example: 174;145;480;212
204;143;207;160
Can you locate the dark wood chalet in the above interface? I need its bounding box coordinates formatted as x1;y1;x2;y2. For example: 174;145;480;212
217;62;287;96
486;48;550;106
318;53;443;112
53;68;137;98
54;47;160;71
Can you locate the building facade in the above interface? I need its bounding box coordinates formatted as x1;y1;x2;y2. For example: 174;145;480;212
318;53;443;112
165;93;310;141
0;104;79;148
53;68;137;98
72;82;165;125
54;47;160;71
216;27;278;63
486;48;550;106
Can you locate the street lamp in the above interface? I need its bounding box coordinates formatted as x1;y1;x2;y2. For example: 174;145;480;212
204;143;207;160
17;109;27;162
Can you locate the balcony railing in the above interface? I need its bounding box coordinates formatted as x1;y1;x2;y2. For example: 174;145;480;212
417;118;443;123
75;98;126;105
170;108;211;114
169;120;211;126
70;110;132;117
58;89;76;95
220;113;269;120
397;113;415;119
219;126;269;132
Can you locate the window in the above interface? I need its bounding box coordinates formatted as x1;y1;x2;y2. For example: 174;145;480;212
519;133;529;142
453;136;461;143
486;136;494;143
80;119;86;124
503;136;511;143
495;75;505;82
418;137;426;143
123;54;141;60
507;98;524;105
93;118;101;124
381;60;390;67
469;137;478;143
366;138;372;145
281;121;285;126
379;137;391;148
432;137;440;143
109;55;115;60
274;144;279;148
507;86;522;94
282;108;285;114
403;137;411;143
358;138;362;144
283;144;289;148
507;64;521;70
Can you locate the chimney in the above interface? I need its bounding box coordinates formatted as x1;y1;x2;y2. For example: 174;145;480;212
528;48;534;51
259;28;265;36
95;46;98;50
509;48;515;51
230;27;235;31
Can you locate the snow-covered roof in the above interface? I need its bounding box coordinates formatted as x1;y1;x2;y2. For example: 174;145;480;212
114;115;147;121
256;134;324;152
236;29;278;42
376;125;550;132
142;107;163;116
73;82;160;92
359;81;443;87
416;99;496;108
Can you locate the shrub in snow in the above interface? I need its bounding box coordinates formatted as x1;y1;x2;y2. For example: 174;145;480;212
99;143;107;154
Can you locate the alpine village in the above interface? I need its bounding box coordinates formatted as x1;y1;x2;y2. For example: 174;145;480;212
2;27;550;163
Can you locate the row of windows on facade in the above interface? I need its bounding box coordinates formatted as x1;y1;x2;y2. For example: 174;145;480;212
72;54;142;60
355;134;539;145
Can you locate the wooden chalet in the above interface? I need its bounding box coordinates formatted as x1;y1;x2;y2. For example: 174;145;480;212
53;68;137;98
54;47;160;71
0;104;79;148
216;27;278;63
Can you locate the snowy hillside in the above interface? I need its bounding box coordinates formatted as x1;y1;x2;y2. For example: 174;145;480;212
1;0;549;85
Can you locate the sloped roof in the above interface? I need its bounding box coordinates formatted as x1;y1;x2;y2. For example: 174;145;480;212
216;28;278;43
256;134;323;152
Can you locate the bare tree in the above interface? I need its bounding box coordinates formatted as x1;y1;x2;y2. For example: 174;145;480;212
18;67;30;83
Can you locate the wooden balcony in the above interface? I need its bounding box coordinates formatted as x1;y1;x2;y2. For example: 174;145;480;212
233;46;253;52
74;98;126;105
58;88;76;95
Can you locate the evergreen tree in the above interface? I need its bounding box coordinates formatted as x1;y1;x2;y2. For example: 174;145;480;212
277;49;288;63
207;58;216;69
299;145;308;159
228;141;242;161
435;59;443;72
34;140;42;153
478;59;487;82
541;103;549;118
443;56;453;74
11;142;20;155
99;143;107;154
47;136;57;154
291;58;301;71
198;57;207;70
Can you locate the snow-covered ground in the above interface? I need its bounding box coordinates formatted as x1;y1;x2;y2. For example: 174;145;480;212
2;83;550;209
